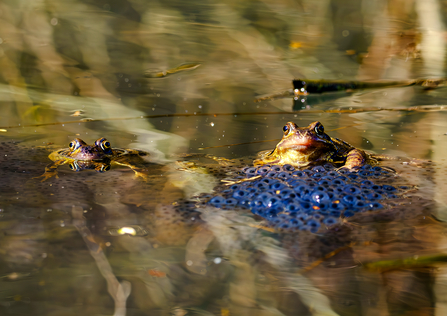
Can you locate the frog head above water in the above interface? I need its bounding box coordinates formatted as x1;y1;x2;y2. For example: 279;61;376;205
65;137;113;160
37;137;150;181
254;121;371;169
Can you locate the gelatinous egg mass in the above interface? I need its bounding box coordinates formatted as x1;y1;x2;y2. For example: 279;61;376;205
202;163;402;233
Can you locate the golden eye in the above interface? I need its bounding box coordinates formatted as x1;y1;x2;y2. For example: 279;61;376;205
69;141;75;150
282;125;289;133
100;139;111;151
69;163;75;170
314;123;324;135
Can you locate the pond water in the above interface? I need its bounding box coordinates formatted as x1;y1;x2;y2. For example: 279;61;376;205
1;0;447;315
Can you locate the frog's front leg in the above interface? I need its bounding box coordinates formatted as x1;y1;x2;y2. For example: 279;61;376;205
34;160;67;182
113;161;148;180
343;149;369;170
177;153;236;167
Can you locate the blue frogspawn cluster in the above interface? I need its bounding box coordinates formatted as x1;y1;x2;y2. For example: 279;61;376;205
206;163;401;233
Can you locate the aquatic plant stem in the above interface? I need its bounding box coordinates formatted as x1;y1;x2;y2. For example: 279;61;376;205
72;206;131;316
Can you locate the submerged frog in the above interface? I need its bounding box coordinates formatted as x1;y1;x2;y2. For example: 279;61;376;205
37;137;149;181
254;121;375;169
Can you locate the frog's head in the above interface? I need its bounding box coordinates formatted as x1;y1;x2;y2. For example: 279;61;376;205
254;121;337;167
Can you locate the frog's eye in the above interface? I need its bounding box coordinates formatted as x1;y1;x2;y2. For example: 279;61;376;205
314;123;324;135
101;140;111;150
282;124;289;134
96;138;113;154
69;139;82;151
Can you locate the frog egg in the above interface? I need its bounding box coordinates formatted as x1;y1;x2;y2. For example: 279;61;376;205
264;209;278;219
286;202;301;212
209;195;225;207
317;179;332;187
244;167;257;177
282;164;295;172
342;194;363;205
299;201;313;212
358;170;372;178
229;184;240;190
292;170;309;178
251;198;265;208
347;173;359;180
270;182;286;190
232;189;248;199
276;171;291;180
278;189;297;200
343;185;361;195
260;178;277;185
311;191;331;204
328;201;345;211
256;166;270;175
352;200;368;210
311;165;326;173
331;178;346;186
223;198;238;209
306;219;321;233
366;192;383;200
270;165;282;172
251;182;267;191
323;216;338;226
311;172;324;179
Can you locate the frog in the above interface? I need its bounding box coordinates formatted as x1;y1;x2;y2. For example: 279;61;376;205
253;121;375;169
36;137;150;181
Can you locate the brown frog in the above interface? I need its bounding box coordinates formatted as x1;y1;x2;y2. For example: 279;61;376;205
254;121;375;169
37;137;149;181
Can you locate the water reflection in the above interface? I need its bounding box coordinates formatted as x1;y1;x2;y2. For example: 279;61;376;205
0;0;447;315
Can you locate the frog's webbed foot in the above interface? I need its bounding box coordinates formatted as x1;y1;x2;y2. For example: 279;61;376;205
176;153;236;167
175;161;209;174
33;161;64;182
113;161;149;181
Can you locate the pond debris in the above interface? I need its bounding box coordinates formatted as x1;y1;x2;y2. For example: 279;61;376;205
364;253;447;271
72;206;131;316
144;63;201;78
292;79;417;95
254;78;447;102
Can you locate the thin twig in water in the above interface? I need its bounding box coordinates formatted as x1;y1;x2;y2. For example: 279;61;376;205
72;206;131;316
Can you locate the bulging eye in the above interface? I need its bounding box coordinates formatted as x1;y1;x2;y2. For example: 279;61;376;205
96;138;113;154
282;124;290;136
69;139;82;151
315;123;324;135
101;140;111;150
